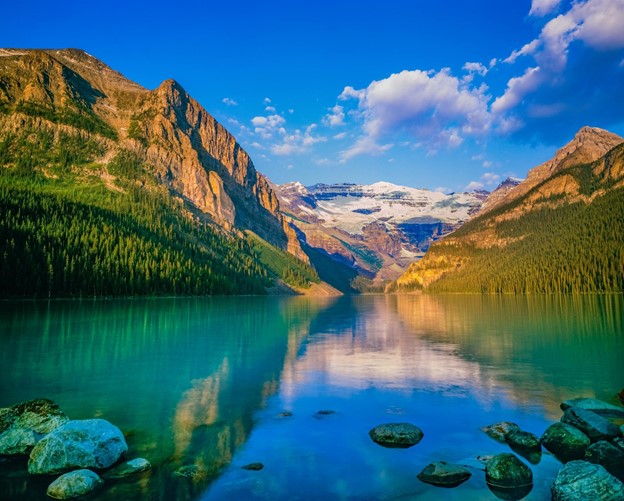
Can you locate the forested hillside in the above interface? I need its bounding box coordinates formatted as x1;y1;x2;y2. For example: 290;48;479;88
393;135;624;294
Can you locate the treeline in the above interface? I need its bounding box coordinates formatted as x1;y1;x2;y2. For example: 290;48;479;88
0;171;270;298
428;187;624;293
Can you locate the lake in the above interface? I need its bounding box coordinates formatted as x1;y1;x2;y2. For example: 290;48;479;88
0;294;622;500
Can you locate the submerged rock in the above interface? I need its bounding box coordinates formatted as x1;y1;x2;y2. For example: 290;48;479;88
174;464;208;481
417;461;471;487
28;419;127;474
561;398;624;418
617;389;624;405
552;460;624;500
585;441;624;482
483;422;521;442
369;423;424;448
541;422;591;462
485;453;533;490
505;429;541;453
0;427;39;456
46;469;103;499
102;458;151;479
242;462;264;471
0;399;69;456
313;410;335;419
561;407;622;442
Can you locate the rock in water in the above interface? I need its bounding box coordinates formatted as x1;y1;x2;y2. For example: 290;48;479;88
368;423;424;448
417;461;471;487
561;407;622;442
46;469;103;499
102;458;151;479
485;453;533;490
541;422;591;462
505;429;541;452
483;422;520;442
0;428;39;455
552;461;624;500
28;419;127;474
242;462;264;471
561;398;624;418
585;441;624;482
0;399;69;456
617;389;624;405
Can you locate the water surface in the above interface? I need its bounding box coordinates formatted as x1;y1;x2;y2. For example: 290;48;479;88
0;295;622;500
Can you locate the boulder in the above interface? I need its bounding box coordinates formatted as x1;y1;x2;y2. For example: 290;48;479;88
541;422;591;462
102;458;151;479
417;461;471;487
585;441;624;482
28;419;127;474
174;464;207;481
561;407;622;442
483;422;520;442
369;423;424;448
561;398;624;418
313;410;336;419
46;469;103;499
505;429;541;453
0;427;38;455
242;462;264;471
0;399;69;456
552;460;624;501
485;453;532;489
0;407;17;434
9;399;69;434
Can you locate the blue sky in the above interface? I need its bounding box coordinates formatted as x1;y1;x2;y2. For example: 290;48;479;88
4;0;624;192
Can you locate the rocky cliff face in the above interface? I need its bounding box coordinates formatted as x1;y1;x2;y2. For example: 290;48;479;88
394;126;624;291
0;48;306;261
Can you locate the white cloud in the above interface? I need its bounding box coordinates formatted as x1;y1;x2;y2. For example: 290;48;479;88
463;62;488;76
333;132;347;140
323;105;345;127
571;0;624;50
263;97;272;104
504;39;542;64
529;0;563;16
338;68;491;159
465;181;484;190
492;66;543;114
434;186;450;194
265;106;276;112
482;172;500;184
271;124;327;156
222;97;238;106
251;114;287;139
339;136;393;162
483;160;493;168
288;109;294;114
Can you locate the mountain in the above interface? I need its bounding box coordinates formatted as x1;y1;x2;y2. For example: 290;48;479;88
0;48;318;297
393;127;624;293
274;181;486;287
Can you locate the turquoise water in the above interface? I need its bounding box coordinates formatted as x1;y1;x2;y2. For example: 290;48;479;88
0;295;622;500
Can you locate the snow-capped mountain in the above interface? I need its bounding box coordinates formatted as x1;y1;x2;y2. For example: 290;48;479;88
274;181;487;283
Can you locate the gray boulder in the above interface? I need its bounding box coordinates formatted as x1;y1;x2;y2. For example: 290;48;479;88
417;461;471;487
28;419;127;474
102;458;151;479
46;469;103;499
369;423;423;448
505;429;541;452
541;422;591;462
585;441;624;482
0;427;38;455
552;460;624;500
561;398;624;418
0;399;69;456
483;422;520;442
242;462;264;471
486;453;532;489
561;407;622;442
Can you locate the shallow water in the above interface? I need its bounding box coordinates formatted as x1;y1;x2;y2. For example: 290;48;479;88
0;294;622;500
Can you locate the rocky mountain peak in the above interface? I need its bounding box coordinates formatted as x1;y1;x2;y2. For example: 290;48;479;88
479;126;623;215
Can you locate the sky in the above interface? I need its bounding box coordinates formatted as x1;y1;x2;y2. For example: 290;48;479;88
3;0;624;192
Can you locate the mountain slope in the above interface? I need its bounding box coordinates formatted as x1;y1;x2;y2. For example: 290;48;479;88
274;181;486;286
393;127;624;293
0;48;315;297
